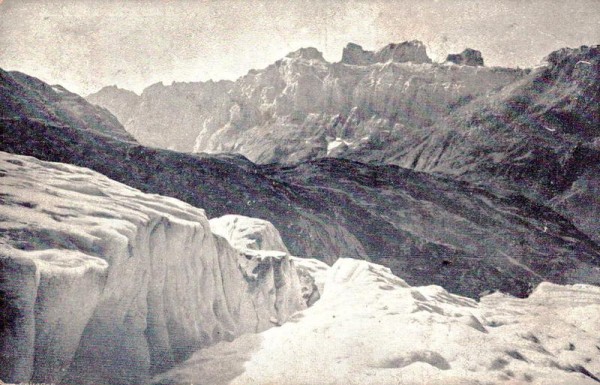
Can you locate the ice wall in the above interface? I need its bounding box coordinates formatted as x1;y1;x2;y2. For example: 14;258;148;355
0;152;305;385
209;214;330;307
209;214;290;253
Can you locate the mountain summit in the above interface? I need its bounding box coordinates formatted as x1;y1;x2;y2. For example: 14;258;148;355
87;41;522;161
286;47;326;61
446;48;485;66
341;40;432;65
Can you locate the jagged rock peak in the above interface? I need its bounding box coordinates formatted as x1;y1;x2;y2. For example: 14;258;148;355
100;84;129;91
341;40;432;65
341;42;375;65
544;44;599;67
446;48;485;66
375;40;432;64
286;47;326;61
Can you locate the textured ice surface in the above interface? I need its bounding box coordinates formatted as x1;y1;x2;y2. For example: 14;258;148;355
0;152;305;385
154;258;600;385
210;214;329;306
210;214;290;254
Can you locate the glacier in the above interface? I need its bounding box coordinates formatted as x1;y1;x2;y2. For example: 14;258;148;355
1;151;599;385
163;213;600;385
0;152;306;385
154;257;600;385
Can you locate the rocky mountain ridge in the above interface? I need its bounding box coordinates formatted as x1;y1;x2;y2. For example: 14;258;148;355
354;44;599;242
87;41;524;162
2;68;599;299
1;68;134;142
88;42;600;243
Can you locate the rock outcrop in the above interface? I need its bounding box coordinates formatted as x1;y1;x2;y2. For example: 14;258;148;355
341;40;432;65
154;258;600;385
0;152;306;385
446;48;485;66
340;42;376;65
373;40;433;64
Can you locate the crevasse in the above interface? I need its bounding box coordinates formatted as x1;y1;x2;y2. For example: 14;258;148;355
0;152;306;385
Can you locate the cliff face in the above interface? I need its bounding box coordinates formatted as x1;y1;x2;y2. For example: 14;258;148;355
193;48;521;165
87;41;522;163
0;152;305;385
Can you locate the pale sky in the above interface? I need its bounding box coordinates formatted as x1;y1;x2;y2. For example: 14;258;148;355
0;0;598;95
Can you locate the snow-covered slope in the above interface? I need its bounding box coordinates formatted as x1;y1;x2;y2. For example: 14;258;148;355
153;258;600;385
0;152;306;385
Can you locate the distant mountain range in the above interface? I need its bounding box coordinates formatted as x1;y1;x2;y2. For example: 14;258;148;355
2;39;600;385
87;41;524;162
2;44;599;298
86;42;600;244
